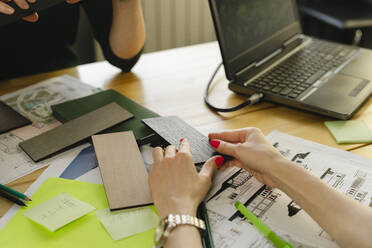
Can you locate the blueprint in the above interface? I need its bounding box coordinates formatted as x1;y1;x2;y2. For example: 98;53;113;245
0;75;98;184
206;131;372;248
0;75;98;128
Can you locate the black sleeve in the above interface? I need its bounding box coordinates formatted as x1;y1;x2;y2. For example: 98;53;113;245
81;0;143;72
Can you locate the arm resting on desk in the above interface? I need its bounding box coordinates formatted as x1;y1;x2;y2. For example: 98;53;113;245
272;160;372;248
209;128;372;248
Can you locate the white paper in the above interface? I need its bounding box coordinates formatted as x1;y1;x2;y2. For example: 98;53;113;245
140;144;154;171
207;131;372;248
0;75;99;185
76;167;103;185
0;144;87;230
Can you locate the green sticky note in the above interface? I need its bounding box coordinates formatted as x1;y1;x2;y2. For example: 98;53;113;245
23;193;95;232
325;120;372;144
0;178;156;248
96;207;159;241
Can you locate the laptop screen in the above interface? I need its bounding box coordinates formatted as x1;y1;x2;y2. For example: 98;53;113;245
215;0;297;62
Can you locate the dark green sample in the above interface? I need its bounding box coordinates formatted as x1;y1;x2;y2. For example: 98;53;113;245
52;90;159;140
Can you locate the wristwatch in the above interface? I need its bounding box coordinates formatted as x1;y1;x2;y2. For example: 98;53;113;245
153;214;206;248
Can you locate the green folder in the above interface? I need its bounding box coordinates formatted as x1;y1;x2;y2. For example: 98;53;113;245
51;89;159;140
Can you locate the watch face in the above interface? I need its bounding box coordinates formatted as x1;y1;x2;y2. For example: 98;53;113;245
154;219;166;243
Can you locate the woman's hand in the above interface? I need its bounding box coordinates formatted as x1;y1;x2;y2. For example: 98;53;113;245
209;127;288;188
212;128;372;248
0;0;38;22
148;138;223;219
0;0;81;23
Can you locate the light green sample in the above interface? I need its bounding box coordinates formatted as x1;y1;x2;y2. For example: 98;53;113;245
96;207;159;241
23;193;95;232
325;120;372;144
0;178;156;248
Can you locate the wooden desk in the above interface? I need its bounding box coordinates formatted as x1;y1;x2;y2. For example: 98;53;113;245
1;42;372;218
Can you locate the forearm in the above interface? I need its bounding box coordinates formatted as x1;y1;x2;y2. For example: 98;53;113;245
165;225;203;248
110;0;145;59
272;160;372;248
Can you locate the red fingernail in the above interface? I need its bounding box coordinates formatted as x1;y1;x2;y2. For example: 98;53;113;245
180;138;184;143
209;139;220;149
215;156;224;167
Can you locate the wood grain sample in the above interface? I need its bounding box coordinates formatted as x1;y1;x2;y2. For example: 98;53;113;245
92;131;152;211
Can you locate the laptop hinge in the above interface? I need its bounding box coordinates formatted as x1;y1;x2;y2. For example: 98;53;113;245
282;34;303;50
234;34;304;85
234;48;281;84
235;62;257;80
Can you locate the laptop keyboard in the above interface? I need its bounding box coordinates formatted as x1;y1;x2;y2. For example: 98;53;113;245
246;39;357;99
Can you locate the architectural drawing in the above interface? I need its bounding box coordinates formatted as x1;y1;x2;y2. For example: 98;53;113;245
208;169;254;202
0;133;22;155
0;75;98;184
207;131;372;248
0;75;98;128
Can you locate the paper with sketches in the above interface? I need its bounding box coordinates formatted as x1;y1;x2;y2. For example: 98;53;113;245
96;207;159;241
0;75;98;184
23;193;95;232
206;130;372;248
0;75;98;130
0;144;88;230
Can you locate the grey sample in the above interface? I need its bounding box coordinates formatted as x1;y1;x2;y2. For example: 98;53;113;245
20;103;133;162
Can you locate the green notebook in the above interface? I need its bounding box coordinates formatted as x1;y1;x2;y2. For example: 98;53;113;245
52;90;159;140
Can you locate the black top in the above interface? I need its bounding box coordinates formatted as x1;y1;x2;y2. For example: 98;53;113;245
0;1;142;80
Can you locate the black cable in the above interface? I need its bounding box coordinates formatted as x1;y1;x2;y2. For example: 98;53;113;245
204;62;264;113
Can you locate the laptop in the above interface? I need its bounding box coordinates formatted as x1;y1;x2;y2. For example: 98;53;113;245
208;0;372;119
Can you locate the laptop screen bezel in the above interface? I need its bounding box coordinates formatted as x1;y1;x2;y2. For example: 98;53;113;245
208;0;303;81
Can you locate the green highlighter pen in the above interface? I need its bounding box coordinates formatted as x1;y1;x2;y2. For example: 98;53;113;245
234;201;294;248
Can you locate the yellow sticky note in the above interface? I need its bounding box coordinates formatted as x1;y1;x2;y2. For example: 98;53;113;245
23;193;95;232
0;178;156;248
96;207;159;241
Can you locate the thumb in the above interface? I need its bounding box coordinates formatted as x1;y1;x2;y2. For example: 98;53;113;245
199;156;223;179
209;139;237;158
